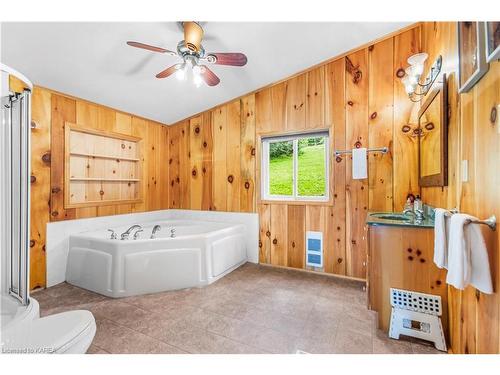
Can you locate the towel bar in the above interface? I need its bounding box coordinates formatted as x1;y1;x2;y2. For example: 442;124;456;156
444;209;496;230
466;215;496;230
334;146;388;157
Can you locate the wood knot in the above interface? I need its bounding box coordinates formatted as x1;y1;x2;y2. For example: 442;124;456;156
251;147;256;156
347;100;354;106
291;241;296;248
354;141;362;148
266;231;271;237
192;169;197;177
176;177;180;183
272;238;278;245
169;158;173;164
203;141;207;148
244;181;250;190
171;180;175;187
227;175;234;183
30;240;35;248
419;258;425;263
370;112;377;120
401;125;411;133
425;122;435;130
51;211;59;217
194;126;200;134
99;190;104;196
42;152;51;163
407;248;413;253
334;193;338;198
416;249;422;256
259;240;262;248
202;167;206;174
121;143;126;149
436;280;442;285
490;106;497;124
336;156;342;163
351;240;356;245
368;45;374;51
31;120;37;129
396;68;406;78
51;187;61;194
30;175;36;183
408;255;414;261
337;258;343;263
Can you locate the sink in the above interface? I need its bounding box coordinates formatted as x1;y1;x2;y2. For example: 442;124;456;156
369;213;412;222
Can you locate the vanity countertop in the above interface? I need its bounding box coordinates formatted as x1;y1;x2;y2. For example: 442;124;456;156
366;211;435;229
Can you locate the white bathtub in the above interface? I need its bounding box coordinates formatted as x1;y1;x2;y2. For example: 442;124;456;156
66;220;247;298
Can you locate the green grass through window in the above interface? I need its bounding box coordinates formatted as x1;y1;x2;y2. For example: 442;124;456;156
269;144;326;196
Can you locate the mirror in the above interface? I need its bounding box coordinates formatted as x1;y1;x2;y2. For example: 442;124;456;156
418;74;448;187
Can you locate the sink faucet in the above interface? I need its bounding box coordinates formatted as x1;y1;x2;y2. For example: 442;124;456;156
403;208;416;217
403;208;425;222
150;225;161;239
121;224;142;240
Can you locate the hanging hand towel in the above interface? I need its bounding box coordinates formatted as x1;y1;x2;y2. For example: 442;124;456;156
352;147;367;179
446;213;493;294
433;208;450;269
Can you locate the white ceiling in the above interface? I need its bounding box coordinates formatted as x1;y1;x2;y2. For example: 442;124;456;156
1;22;410;124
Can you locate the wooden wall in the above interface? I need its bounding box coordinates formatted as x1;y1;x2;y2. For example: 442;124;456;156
9;80;169;290
419;22;500;354
168;25;422;280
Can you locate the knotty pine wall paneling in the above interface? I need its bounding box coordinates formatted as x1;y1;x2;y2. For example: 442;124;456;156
13;83;170;289
419;22;500;354
168;25;424;281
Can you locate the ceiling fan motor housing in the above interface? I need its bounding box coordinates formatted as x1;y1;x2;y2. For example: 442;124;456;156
182;21;203;52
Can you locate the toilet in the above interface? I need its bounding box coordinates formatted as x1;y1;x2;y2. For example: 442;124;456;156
1;309;96;354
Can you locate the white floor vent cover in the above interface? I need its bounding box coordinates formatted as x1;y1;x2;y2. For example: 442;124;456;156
389;288;447;352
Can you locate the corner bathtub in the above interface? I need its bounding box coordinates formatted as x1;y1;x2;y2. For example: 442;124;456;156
66;220;247;298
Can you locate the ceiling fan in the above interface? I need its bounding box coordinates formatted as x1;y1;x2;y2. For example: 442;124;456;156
126;21;248;87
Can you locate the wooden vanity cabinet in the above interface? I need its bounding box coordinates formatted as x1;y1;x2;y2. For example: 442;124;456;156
367;225;448;338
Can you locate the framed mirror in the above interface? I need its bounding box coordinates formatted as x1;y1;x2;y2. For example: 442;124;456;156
458;22;489;93
418;74;448;187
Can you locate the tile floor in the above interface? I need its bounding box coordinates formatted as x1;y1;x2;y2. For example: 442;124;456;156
34;263;442;354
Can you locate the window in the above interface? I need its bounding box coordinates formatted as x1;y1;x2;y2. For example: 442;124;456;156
261;131;329;202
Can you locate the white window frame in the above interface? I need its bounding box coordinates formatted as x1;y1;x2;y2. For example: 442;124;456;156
261;131;330;202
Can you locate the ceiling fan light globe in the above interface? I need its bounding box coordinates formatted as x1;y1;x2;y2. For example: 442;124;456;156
175;68;186;81
193;74;203;87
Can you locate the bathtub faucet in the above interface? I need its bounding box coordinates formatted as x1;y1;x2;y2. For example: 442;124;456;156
121;225;142;240
150;225;161;239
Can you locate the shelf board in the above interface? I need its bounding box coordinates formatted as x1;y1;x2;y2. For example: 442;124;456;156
70;177;140;182
70;152;140;162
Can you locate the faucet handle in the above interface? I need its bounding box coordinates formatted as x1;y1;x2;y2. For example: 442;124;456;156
107;229;117;240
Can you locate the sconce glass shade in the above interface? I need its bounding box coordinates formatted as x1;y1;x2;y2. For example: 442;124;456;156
401;76;416;94
405;65;422;79
407;52;428;66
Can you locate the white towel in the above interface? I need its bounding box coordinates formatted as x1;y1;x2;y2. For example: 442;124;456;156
352;148;367;179
446;213;493;294
433;208;450;269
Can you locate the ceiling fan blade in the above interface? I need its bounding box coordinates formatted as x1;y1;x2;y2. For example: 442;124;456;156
183;21;204;52
126;41;176;56
207;53;247;66
156;64;182;79
200;65;220;86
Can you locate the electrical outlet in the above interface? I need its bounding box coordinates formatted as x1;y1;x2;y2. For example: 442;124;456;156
461;160;469;182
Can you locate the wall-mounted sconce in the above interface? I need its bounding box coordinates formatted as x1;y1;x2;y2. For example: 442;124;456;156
398;53;442;102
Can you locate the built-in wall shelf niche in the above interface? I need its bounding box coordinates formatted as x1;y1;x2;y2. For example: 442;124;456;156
64;122;143;208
